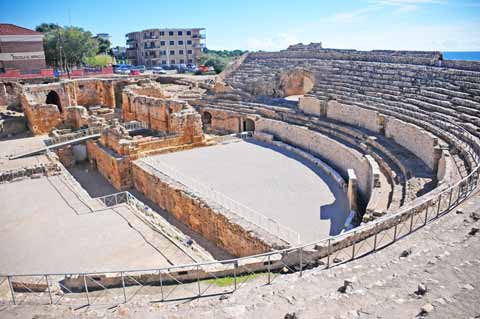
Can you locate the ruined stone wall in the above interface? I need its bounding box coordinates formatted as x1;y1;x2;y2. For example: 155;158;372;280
384;117;440;171
122;85;204;142
86;140;132;190
200;107;242;133
0;81;23;108
256;117;370;199
132;162;277;257
75;79;115;108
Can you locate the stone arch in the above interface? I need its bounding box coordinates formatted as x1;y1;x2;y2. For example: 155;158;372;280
46;90;62;113
243;118;255;132
278;68;315;96
202;111;212;130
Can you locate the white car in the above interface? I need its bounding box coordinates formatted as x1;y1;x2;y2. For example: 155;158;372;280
152;67;167;74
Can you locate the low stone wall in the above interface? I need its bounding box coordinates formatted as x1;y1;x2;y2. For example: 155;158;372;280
384;117;441;171
132;162;283;257
326;101;382;133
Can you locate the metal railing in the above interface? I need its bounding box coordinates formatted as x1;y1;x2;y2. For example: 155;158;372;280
140;155;301;245
1;114;479;307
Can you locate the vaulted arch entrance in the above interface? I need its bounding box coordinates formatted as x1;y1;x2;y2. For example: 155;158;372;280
46;90;62;113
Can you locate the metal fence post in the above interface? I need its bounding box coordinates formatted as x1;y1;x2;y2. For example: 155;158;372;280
267;255;271;285
424;202;430;225
45;275;53;304
83;275;90;305
409;210;414;233
436;194;442;217
7;276;16;305
448;189;453;208
299;248;303;277
197;265;201;297
393;224;398;242
351;231;357;260
121;272;127;303
373;231;378;251
326;239;331;268
159;271;164;301
233;262;237;291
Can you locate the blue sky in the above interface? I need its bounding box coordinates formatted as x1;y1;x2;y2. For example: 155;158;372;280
1;0;479;51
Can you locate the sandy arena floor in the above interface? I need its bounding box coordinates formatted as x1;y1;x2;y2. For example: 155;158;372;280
0;176;196;275
138;139;350;243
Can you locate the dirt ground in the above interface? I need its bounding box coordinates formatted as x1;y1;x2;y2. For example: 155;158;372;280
1;190;478;318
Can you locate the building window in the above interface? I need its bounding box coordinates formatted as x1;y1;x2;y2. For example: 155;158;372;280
160;41;165;46
160;31;165;36
144;43;148;49
179;50;184;55
187;50;192;54
180;59;185;64
169;31;174;36
169;40;174;45
178;40;184;45
187;40;192;45
162;60;167;64
186;31;191;36
160;50;166;56
178;31;183;36
144;52;148;57
171;59;175;64
150;42;155;48
188;59;193;64
170;50;175;55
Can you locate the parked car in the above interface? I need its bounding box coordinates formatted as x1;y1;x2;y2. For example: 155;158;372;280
130;69;141;75
152;66;167;74
131;65;146;73
114;68;130;74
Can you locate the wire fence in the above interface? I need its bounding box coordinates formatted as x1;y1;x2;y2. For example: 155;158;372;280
1;116;479;307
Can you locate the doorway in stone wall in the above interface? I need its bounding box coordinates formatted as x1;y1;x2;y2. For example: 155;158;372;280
202;111;212;131
243;118;255;132
46;90;62;113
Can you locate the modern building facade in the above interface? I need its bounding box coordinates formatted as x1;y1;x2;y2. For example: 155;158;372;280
0;24;46;73
126;28;205;66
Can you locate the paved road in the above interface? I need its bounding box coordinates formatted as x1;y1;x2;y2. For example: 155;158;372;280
140;140;350;243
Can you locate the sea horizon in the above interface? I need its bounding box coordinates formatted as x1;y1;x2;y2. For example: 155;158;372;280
443;51;480;61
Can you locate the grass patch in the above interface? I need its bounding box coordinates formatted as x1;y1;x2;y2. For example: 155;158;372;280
205;273;261;287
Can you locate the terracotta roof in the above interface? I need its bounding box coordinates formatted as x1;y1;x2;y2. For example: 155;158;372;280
0;23;42;36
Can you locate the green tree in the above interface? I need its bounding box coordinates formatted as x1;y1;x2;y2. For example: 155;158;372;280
37;23;98;71
198;48;247;74
97;37;111;55
35;23;58;33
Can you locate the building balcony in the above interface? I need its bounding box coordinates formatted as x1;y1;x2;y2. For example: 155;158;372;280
144;35;158;40
192;34;206;39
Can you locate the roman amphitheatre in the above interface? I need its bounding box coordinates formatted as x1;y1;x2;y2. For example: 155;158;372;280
0;43;479;318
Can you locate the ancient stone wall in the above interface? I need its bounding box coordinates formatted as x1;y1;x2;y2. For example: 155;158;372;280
225;49;480;136
384;117;441;171
132;162;279;257
74;79;116;108
86;139;132;190
0;81;23;109
326;101;382;133
122;84;204;143
199;107;242;133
